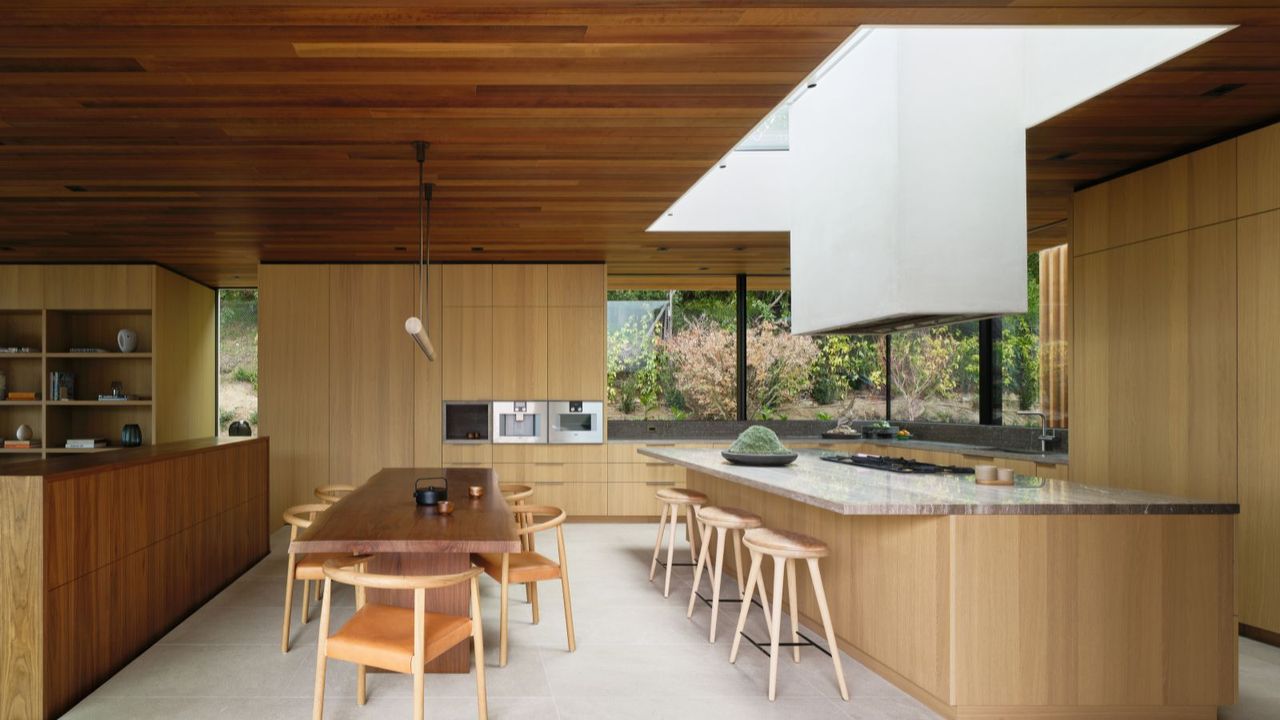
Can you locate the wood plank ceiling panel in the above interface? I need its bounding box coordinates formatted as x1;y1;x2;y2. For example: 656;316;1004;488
0;2;1277;286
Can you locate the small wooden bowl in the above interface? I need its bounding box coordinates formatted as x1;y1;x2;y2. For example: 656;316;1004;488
436;500;455;515
468;485;485;499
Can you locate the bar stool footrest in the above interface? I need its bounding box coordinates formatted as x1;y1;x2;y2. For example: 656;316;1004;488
694;590;764;609
655;558;696;569
737;630;832;658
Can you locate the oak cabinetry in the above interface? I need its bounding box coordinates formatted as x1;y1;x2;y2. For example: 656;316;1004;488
1239;122;1280;217
442;306;493;400
547;264;606;306
442;443;492;468
42;265;154;310
0;265;45;309
442;264;492;307
492;264;548;307
524;481;608;517
547;306;605;399
491;306;548;398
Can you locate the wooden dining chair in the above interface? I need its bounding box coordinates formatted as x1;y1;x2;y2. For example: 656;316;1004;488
281;503;370;653
499;483;538;610
314;484;357;504
472;505;576;667
313;559;488;720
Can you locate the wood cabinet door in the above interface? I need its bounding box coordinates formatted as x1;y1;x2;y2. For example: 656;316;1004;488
442;306;493;400
492;265;548;307
547;265;605;307
547;306;604;400
442;265;492;307
0;265;45;309
44;265;153;309
491;306;548;398
530;481;607;517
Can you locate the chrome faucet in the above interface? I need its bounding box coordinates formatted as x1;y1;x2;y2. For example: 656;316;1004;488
1016;411;1056;453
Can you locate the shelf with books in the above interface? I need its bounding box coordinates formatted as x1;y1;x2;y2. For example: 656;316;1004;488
0;309;44;352
0;400;42;407
46;447;115;454
45;309;152;355
45;352;150;359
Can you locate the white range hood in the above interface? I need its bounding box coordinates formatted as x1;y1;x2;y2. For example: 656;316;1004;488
649;25;1232;335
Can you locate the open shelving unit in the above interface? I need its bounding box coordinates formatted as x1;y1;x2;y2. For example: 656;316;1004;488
0;306;155;463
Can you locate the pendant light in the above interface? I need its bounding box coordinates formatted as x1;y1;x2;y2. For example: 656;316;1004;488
405;140;436;360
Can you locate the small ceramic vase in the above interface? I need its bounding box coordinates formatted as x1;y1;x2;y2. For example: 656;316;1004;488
121;423;143;447
16;424;33;441
117;328;138;353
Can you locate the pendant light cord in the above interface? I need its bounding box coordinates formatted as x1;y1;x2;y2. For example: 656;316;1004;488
414;141;433;323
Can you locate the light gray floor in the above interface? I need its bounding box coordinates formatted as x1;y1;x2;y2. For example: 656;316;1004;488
66;523;1280;720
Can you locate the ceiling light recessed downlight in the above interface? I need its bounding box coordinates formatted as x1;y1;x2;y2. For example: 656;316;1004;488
1203;83;1245;97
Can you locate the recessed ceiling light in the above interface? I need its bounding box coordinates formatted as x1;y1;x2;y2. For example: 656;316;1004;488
1048;151;1076;161
666;213;673;217
0;246;14;252
471;246;484;252
698;266;709;271
65;185;87;192
807;83;818;89
718;164;727;169
656;247;669;252
734;246;746;252
1202;83;1244;97
394;246;408;252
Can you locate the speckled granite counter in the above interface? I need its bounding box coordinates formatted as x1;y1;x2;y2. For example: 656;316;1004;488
614;435;1069;465
639;447;1234;516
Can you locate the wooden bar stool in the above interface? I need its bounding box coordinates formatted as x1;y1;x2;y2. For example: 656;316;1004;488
472;505;576;667
281;503;372;653
729;528;848;702
686;506;771;643
314;484;356;505
648;487;708;597
312;559;488;720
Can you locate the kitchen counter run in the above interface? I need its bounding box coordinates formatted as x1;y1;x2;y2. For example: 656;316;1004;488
640;447;1234;516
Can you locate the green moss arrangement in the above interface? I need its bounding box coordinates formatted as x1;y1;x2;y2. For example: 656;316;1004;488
728;425;791;455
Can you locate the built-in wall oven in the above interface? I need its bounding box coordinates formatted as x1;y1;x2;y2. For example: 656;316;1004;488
492;401;548;444
443;402;490;443
548;400;603;444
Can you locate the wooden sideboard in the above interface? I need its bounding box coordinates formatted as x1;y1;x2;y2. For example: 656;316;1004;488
0;437;270;719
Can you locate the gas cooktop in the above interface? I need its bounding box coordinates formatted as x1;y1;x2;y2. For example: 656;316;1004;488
821;453;973;475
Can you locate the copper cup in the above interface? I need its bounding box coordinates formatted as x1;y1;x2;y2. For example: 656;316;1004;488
436;500;455;515
468;485;485;499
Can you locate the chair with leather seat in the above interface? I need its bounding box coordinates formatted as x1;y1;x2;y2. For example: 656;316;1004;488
314;484;357;505
312;559;488;720
280;503;370;652
499;483;539;612
649;486;708;597
729;527;848;702
471;505;575;667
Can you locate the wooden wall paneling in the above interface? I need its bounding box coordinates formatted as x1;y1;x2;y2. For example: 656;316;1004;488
0;474;42;719
442;265;492;307
1238;122;1280;217
1071;185;1110;257
0;266;45;309
258;264;331;523
1070;225;1236;502
153;268;215;444
547;306;604;400
442;305;493;400
442;442;491;468
548;265;607;307
1188;139;1237;230
42;266;153;311
1038;244;1069;427
1238;208;1280;633
413;265;444;467
491;306;548;399
491;264;547;307
328;265;414;486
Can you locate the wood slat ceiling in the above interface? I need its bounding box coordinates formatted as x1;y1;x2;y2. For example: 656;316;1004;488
1;2;1278;287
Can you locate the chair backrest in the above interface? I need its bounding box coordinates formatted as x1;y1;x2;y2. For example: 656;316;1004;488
322;559;484;592
315;484;356;504
282;503;330;542
511;505;567;538
500;483;535;503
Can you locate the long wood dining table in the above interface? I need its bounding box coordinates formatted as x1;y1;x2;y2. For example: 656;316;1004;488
291;467;520;673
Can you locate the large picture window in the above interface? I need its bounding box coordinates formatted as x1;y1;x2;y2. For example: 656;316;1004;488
609;246;1066;428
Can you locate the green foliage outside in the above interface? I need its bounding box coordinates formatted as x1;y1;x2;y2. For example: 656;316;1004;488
217;289;259;436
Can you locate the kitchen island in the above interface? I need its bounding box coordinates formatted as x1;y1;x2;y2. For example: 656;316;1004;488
642;448;1237;720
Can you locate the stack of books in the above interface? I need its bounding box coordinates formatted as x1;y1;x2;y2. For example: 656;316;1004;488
65;438;108;449
3;439;41;449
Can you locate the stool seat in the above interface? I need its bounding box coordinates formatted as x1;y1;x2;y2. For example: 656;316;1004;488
743;528;829;559
656;487;709;504
696;505;764;530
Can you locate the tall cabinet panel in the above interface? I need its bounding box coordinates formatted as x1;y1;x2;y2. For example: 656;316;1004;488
259;264;332;523
442;306;493;400
547;306;605;400
328;265;415;485
1239;209;1280;633
154;268;216;443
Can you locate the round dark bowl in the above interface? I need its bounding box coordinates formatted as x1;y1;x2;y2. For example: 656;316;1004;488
721;451;798;467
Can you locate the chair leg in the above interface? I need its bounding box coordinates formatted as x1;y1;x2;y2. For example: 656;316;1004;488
663;503;679;597
808;558;849;701
356;665;366;706
649;504;669;582
731;530;746;596
530;581;540;625
281;557;297;653
472;580;489;720
301;580;310;624
560;574;577;652
709;526;727;643
312;652;327;720
787;559;801;663
729;549;763;665
686;519;712;618
767;556;786;701
685;505;699;563
413;654;425;720
499;554;510;668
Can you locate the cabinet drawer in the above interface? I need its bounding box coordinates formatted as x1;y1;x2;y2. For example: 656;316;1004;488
610;462;685;485
493;462;607;484
493;444;607;464
606;441;718;464
526;481;607;517
443;443;492;467
608;481;674;517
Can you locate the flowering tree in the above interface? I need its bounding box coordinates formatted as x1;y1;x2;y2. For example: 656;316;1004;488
659;320;738;420
890;328;961;419
745;321;818;419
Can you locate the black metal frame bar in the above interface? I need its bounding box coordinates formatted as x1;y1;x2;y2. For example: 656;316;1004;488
736;273;748;421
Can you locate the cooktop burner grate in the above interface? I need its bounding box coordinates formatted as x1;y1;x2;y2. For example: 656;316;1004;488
821;453;973;475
